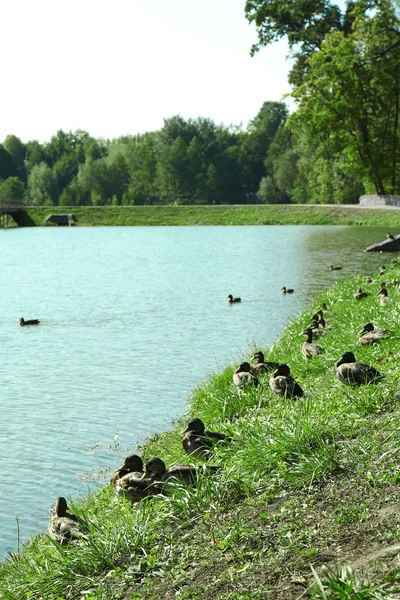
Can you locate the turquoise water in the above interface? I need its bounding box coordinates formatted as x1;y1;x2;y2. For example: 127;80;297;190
0;225;389;556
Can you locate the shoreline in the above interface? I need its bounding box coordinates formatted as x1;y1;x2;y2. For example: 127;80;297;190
6;204;400;228
1;263;400;598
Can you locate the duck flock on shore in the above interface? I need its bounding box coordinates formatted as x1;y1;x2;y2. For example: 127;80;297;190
31;255;398;544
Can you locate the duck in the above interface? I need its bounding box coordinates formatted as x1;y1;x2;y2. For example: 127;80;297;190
354;287;368;300
250;351;280;374
182;418;228;459
48;497;87;545
301;328;325;358
308;316;325;338
379;265;387;276
233;362;259;388
334;352;383;386
18;318;40;326
387;233;395;240
269;364;304;398
330;265;342;271
366;276;374;284
113;455;160;502
143;457;220;487
379;287;390;306
358;322;392;345
281;287;294;294
228;295;241;303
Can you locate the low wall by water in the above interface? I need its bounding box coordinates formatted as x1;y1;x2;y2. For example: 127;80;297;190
359;195;400;206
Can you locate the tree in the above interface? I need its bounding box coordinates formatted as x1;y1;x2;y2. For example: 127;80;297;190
291;0;400;194
28;162;58;206
0;176;25;199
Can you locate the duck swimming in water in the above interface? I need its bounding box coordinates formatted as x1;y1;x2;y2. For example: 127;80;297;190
18;318;40;326
334;352;383;386
281;287;294;294
182;418;228;459
301;328;325;359
233;362;259;388
330;265;342;271
48;497;88;545
250;351;280;374
358;322;392;345
228;295;241;303
269;364;304;398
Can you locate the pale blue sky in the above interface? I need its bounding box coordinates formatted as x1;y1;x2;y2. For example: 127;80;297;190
1;0;292;143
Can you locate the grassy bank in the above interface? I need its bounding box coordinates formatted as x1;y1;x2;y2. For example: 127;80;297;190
2;265;400;599
15;204;400;227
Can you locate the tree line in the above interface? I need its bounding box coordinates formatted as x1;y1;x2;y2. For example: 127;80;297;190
1;0;399;206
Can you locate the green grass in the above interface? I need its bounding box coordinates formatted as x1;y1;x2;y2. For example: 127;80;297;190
8;204;400;227
2;262;400;598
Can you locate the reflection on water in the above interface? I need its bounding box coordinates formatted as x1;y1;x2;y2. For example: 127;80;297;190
0;225;393;556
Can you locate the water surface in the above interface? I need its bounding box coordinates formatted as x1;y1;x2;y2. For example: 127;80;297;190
0;225;391;556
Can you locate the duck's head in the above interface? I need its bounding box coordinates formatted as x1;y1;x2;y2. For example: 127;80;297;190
252;351;264;362
321;303;328;311
302;328;313;337
336;352;356;367
182;418;205;435
380;288;388;297
18;318;24;325
122;454;143;472
143;457;167;479
237;361;251;373
272;364;291;377
227;295;233;300
55;497;68;518
360;323;374;334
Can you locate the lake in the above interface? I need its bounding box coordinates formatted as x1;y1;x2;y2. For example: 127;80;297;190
0;225;391;557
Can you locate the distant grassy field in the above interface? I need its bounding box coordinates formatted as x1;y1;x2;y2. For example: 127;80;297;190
19;204;400;227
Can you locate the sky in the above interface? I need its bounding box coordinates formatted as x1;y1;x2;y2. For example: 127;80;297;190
1;0;292;144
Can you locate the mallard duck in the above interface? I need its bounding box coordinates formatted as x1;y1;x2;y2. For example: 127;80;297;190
228;295;241;303
233;362;259;388
281;287;294;294
379;287;390;306
379;265;387;276
250;351;280;374
269;364;304;398
334;352;383;386
48;497;87;545
182;418;228;459
143;457;220;487
366;276;374;284
359;322;392;345
330;265;342;271
308;316;325;338
354;287;368;300
113;455;160;502
387;233;395;240
18;318;40;326
301;328;325;358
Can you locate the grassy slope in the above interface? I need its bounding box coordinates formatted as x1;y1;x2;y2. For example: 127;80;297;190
17;204;400;227
2;264;400;599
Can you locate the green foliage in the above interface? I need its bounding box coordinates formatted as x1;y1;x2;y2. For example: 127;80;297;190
0;176;25;199
28;162;58;206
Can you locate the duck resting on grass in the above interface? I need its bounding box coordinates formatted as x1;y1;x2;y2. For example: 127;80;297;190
233;362;259;388
379;287;390;306
250;351;280;374
228;295;241;303
301;328;325;359
113;455;160;502
334;352;383;386
358;322;392;345
182;418;229;459
269;364;304;398
48;497;88;545
354;287;368;300
18;317;40;326
142;457;220;487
